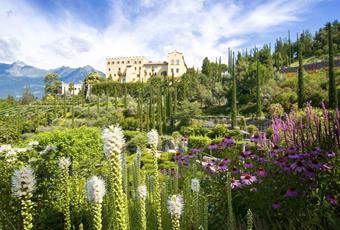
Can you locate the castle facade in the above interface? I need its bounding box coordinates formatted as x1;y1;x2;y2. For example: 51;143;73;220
105;51;187;82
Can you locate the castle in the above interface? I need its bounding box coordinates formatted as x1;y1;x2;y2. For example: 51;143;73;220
105;51;187;82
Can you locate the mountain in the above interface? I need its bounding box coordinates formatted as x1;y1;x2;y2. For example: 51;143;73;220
0;61;104;98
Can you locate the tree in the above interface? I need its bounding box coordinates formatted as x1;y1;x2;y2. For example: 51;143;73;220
6;95;15;105
69;83;75;128
327;22;338;109
201;57;211;78
21;86;35;105
255;50;262;117
44;73;61;96
231;52;237;129
297;40;305;109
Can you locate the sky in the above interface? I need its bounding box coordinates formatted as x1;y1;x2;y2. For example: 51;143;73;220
0;0;339;71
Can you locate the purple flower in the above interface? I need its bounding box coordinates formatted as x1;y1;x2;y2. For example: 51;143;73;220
230;179;241;189
272;201;281;209
190;148;201;154
223;158;231;164
208;144;218;150
287;153;300;159
285;187;298;198
309;159;322;170
290;160;306;173
327;151;336;158
232;167;240;174
186;153;195;159
243;150;253;156
326;195;338;206
311;147;322;156
257;156;266;163
218;163;228;171
244;162;253;168
240;174;257;185
221;137;235;146
304;168;316;178
257;168;267;177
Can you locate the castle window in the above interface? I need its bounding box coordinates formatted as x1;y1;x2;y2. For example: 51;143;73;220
139;61;141;64
114;74;116;77
118;67;121;71
127;61;130;64
122;61;124;64
117;61;120;64
176;59;179;65
112;61;115;64
134;67;137;71
139;67;141;70
171;60;174;65
108;68;111;71
176;68;179;73
107;62;110;65
134;61;137;64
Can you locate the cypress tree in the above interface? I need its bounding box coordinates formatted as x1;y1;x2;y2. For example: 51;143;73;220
63;90;67;117
231;52;237;129
288;30;291;65
139;84;144;131
70;83;75;128
97;95;100;114
297;38;305;109
169;73;174;132
327;22;338;109
256;48;262;118
150;88;155;129
124;84;127;108
157;83;163;134
202;57;211;78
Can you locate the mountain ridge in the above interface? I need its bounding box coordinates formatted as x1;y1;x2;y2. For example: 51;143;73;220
0;61;104;98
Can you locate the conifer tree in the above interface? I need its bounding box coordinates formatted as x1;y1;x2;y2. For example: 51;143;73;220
297;38;305;109
150;88;155;129
231;52;237;129
255;48;262;118
202;57;211;78
327;22;338;109
157;82;163;134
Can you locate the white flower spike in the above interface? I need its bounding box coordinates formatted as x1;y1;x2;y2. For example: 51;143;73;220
86;176;106;204
168;194;184;217
12;166;36;198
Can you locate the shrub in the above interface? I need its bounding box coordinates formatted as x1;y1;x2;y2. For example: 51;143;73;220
160;135;176;151
125;133;148;154
188;136;211;149
124;130;144;141
211;124;228;138
247;125;258;136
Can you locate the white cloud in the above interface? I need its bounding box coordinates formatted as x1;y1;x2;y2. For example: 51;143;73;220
0;0;319;71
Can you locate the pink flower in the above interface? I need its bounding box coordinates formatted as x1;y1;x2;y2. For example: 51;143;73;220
272;201;281;209
240;174;257;185
285;187;298;198
326;195;338;206
257;168;267;177
290;160;306;173
230;179;241;189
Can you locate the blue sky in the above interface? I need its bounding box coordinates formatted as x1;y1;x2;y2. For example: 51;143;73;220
0;0;339;71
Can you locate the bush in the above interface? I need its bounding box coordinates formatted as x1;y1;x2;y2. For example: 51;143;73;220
210;124;228;138
124;130;144;141
160;135;176;151
121;117;139;130
188;135;211;148
125;133;148;153
247;125;258;136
